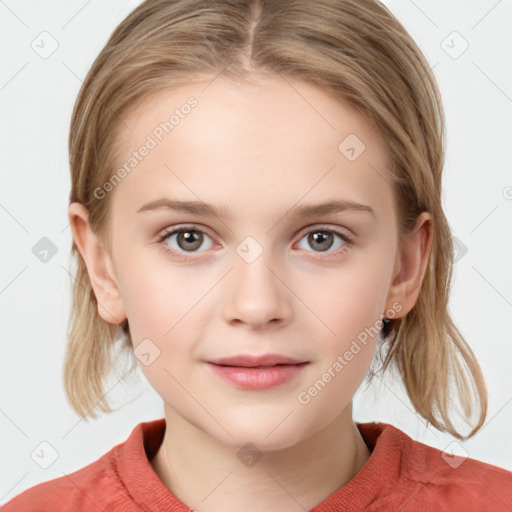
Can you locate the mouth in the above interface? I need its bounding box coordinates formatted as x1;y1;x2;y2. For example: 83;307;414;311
215;364;304;368
205;356;310;390
207;353;309;368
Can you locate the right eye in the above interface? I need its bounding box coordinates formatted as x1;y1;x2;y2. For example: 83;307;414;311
157;225;215;260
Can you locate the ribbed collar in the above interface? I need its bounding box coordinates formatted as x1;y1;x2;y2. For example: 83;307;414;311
115;418;408;511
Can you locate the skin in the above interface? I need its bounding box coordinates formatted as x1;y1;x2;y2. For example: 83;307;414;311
69;74;432;511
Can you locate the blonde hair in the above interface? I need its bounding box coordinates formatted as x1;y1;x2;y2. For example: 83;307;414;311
65;0;487;439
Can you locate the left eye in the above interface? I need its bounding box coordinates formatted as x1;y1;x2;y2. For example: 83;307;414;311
296;228;351;253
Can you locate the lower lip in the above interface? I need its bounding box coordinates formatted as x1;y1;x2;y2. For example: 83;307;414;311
206;362;309;390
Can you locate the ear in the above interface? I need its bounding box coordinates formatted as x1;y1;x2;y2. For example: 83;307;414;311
68;202;127;325
384;211;433;318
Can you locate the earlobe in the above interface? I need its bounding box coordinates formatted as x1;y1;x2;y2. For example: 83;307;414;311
385;212;433;318
68;202;127;325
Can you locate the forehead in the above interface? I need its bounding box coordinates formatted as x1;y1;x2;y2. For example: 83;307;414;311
110;75;394;224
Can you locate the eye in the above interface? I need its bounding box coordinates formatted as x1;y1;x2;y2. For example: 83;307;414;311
295;226;353;257
157;225;214;259
157;224;354;261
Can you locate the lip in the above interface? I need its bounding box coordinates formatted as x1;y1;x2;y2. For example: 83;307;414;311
207;353;307;367
206;362;309;390
205;354;310;390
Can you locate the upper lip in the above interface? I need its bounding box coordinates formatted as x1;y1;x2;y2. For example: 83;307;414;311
207;354;308;367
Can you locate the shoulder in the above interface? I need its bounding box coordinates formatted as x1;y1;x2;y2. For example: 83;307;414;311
1;447;126;512
0;421;156;512
388;424;512;511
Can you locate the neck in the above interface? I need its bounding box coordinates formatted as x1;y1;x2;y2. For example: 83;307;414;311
151;403;371;511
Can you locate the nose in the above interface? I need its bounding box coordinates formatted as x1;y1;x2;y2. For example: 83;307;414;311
223;250;293;330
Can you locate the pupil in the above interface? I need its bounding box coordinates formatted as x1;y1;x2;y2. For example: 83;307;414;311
310;231;332;252
178;230;202;251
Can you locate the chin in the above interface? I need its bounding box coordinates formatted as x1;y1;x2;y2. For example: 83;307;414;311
212;416;310;452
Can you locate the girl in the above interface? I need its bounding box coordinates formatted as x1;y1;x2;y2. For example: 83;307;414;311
3;0;511;510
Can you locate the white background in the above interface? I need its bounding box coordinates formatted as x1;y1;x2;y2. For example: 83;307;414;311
1;0;511;503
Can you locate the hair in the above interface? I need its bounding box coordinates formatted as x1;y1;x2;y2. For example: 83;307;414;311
65;0;487;440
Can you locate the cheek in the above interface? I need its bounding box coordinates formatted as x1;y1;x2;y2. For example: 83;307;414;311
118;262;216;383
118;253;207;340
293;267;387;421
121;267;204;400
303;260;390;344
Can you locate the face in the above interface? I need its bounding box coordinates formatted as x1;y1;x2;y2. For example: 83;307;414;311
95;75;405;450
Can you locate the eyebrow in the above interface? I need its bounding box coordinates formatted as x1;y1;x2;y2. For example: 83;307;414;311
137;197;375;219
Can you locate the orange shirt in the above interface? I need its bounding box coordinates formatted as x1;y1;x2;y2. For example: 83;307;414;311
2;418;511;511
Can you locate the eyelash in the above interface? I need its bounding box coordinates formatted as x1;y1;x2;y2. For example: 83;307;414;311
156;224;354;261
